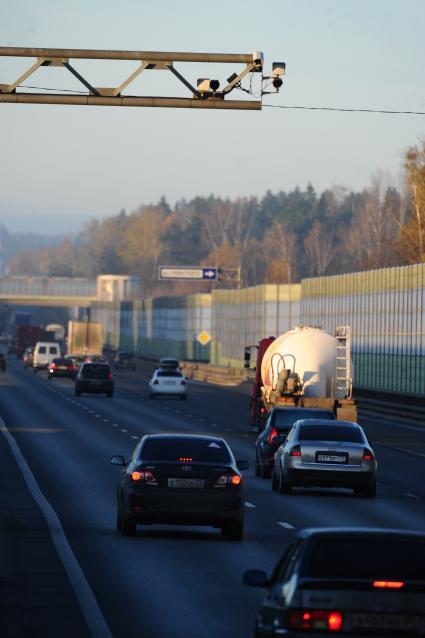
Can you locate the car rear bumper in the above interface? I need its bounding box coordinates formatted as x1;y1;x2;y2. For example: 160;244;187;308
287;466;376;488
76;381;114;394
150;386;187;396
127;489;243;524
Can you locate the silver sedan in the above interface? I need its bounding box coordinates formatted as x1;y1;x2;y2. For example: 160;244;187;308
272;419;377;497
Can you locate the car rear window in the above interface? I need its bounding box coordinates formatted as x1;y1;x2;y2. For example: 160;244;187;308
82;364;111;379
49;346;58;354
298;424;363;442
52;358;69;365
273;409;334;429
141;438;231;463
302;537;425;580
157;370;183;377
38;346;46;354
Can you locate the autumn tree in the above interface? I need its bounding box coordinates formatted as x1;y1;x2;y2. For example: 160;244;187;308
396;141;425;263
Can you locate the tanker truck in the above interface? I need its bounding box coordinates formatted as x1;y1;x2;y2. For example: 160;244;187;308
244;325;357;430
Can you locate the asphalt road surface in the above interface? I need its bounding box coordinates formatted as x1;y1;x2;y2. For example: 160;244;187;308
1;357;424;638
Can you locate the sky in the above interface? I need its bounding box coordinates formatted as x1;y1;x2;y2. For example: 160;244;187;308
0;0;424;234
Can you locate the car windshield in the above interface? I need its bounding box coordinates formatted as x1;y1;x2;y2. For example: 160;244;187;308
81;364;111;379
140;438;231;463
273;409;334;429
302;537;425;580
157;370;183;377
298;424;363;442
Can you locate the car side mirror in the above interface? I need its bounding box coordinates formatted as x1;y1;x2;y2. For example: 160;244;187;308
243;569;269;588
236;460;249;471
110;455;126;466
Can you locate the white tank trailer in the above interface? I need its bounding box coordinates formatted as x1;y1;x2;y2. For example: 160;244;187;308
260;325;357;421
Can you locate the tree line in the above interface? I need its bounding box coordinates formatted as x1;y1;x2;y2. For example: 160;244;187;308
8;141;425;297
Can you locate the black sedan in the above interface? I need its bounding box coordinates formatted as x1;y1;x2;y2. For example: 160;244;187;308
74;362;114;397
110;434;248;540
255;407;335;478
47;357;77;380
244;527;425;637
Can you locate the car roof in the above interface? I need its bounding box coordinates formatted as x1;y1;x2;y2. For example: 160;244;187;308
295;418;359;427
270;407;333;413
144;433;226;444
297;526;425;541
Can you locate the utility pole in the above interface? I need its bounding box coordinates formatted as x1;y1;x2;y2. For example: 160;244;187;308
0;47;285;110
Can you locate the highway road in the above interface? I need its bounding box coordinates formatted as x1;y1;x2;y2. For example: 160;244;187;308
1;356;424;637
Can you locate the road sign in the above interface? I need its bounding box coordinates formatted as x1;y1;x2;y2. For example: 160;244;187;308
197;330;212;346
158;266;218;281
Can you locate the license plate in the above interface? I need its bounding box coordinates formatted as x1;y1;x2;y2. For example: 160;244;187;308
58;366;67;370
168;478;204;489
316;452;347;463
351;612;420;632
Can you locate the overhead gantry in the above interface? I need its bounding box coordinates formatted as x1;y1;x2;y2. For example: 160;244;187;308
0;47;285;111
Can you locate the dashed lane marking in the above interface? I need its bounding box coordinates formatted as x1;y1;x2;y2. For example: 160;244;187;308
121;429;128;433
103;419;109;423
131;435;139;440
278;522;295;529
0;417;112;638
244;502;256;508
406;493;420;499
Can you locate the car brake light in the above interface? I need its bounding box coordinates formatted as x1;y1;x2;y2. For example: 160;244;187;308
290;445;301;457
179;457;193;462
373;581;404;589
268;428;278;444
50;363;56;368
260;407;265;414
215;474;242;487
288;609;343;632
108;372;113;380
363;448;374;461
131;470;158;485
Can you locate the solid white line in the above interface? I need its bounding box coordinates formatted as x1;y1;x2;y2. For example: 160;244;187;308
278;521;295;529
0;418;112;638
405;492;420;499
244;502;256;508
392;446;425;459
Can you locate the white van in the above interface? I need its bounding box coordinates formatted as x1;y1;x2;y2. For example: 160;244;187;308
33;342;61;372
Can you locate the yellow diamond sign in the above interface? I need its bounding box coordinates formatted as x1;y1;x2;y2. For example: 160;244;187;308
197;330;212;346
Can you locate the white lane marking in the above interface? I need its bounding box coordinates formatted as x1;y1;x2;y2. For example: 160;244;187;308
0;418;112;638
103;419;109;423
82;407;88;410
278;521;295;529
176;410;181;414
406;493;420;499
198;418;204;422
212;423;218;426
131;435;139;440
112;424;119;427
95;414;101;418
187;414;193;418
89;411;94;414
164;407;170;411
121;429;128;433
244;502;256;508
390;446;425;459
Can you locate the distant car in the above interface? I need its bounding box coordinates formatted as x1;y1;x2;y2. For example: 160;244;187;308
47;357;77;380
0;352;6;371
255;407;335;478
272;419;377;496
244;527;425;637
23;346;34;368
148;368;187;399
67;354;85;369
74;362;114;397
110;434;248;539
114;351;136;370
83;354;108;364
159;357;180;369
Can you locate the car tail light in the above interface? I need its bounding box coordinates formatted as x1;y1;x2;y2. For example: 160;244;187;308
50;363;56;369
215;474;242;487
130;470;158;485
373;580;404;589
260;407;265;414
288;610;343;632
268;428;278;444
363;448;374;461
290;445;301;457
108;371;113;380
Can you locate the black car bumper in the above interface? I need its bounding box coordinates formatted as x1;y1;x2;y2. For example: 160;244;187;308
287;467;375;488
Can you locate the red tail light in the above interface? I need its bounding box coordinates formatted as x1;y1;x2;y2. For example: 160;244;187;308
131;470;158;485
260;407;265;414
373;580;404;589
215;474;242;487
268;428;278;444
363;448;374;461
50;363;56;369
288;609;343;632
108;372;113;380
290;445;301;457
